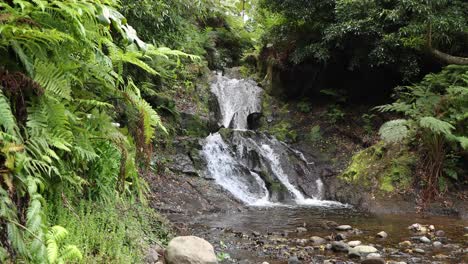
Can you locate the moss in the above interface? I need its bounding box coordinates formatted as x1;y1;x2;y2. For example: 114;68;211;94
182;114;210;137
218;128;234;140
340;142;416;193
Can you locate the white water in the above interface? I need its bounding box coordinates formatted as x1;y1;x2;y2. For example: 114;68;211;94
211;73;262;129
202;133;271;205
204;72;346;207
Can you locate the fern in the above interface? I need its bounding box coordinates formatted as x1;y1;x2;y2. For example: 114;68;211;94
419;116;455;136
0;91;18;135
379;119;410;143
46;225;81;264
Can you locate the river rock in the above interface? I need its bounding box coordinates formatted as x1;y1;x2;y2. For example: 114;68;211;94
335;233;347;241
288;256;301;264
310;236;326;246
399;240;412;247
349;245;378;257
296;238;308;246
408;223;428;235
348;240;362;247
432;241;442;248
331;241;349;252
336;225;352;231
144;246;160;263
419;236;431;244
376;231;388;238
165;236;218;264
361;258;385;264
434;230;445;237
414;248;425;254
296;227;307;233
464;226;468;232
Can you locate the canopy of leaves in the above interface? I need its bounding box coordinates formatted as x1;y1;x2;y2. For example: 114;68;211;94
258;0;468;79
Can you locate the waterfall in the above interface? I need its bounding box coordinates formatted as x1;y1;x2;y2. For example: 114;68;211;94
210;73;262;129
202;71;344;207
202;133;271;205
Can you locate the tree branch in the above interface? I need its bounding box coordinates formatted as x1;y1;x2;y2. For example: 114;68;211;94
427;23;468;65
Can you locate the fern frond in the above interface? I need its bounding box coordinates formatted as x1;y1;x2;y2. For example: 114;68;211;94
33;61;72;99
419;116;454;136
379;119;409;143
58;245;82;263
0;91;18;135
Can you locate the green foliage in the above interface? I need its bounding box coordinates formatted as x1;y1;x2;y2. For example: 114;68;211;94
48;199;171;263
307;125;322;143
325;104;345;124
259;0;468;79
46;226;82;264
0;0;185;262
297;100;312;113
377;65;468;199
270;122;297;143
379;119;410;144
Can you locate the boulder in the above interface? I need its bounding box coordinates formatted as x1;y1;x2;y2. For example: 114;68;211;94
165;236;218;264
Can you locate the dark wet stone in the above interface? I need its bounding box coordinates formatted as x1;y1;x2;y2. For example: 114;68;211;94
335;233;347;241
331;241;349;252
361;258;385;264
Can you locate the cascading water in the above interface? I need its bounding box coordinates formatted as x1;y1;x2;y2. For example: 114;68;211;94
210;72;262;129
202;71;343;207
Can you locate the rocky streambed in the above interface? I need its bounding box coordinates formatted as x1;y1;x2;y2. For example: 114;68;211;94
166;205;468;264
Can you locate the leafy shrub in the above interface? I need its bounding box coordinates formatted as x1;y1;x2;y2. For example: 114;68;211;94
297;100;312;113
307;125;322;143
377;65;468;200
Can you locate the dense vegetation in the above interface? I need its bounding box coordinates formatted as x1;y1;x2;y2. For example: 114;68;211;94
254;0;467;204
0;0;466;262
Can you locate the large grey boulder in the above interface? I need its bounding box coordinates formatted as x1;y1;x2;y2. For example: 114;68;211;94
165;236;218;264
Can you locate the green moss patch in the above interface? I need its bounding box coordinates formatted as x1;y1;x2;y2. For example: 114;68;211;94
340;142;417;193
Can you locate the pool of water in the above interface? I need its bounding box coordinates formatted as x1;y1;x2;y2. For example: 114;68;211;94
169;205;468;263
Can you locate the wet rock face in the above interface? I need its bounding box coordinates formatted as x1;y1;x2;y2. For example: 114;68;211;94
165;236;218;264
205;129;324;204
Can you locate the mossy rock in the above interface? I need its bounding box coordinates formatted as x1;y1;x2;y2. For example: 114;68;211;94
180;113;210;138
340;142;417;193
